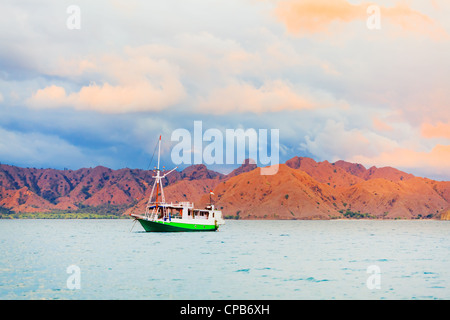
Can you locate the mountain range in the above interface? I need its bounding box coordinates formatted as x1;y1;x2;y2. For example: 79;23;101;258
1;157;449;219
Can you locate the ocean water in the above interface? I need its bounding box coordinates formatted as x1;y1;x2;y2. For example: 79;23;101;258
0;219;449;300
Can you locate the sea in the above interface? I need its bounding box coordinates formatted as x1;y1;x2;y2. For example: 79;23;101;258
0;219;449;300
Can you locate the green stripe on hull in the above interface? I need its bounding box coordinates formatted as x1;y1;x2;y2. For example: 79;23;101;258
137;219;218;232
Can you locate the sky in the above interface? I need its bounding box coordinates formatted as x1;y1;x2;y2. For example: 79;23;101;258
0;0;449;180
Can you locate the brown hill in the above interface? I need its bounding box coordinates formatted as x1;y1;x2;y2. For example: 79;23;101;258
225;159;258;178
340;177;448;219
334;160;415;181
0;157;448;219
196;158;449;220
0;186;56;213
198;164;342;220
286;156;364;188
0;163;222;215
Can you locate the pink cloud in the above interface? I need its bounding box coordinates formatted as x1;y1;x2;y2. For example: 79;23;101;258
351;144;450;178
274;0;448;39
195;79;336;114
372;117;394;132
422;122;450;139
274;0;363;35
27;85;68;109
26;52;186;113
27;81;185;114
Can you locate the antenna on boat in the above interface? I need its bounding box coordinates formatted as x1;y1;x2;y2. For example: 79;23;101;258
209;189;215;210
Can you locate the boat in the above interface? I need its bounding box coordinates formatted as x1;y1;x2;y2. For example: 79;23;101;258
130;135;225;232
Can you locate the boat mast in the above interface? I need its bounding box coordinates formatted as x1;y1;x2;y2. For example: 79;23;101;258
145;135;178;220
155;135;161;210
157;135;161;174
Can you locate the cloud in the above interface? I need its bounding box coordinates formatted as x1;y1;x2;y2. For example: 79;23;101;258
274;0;448;39
351;144;450;179
274;0;363;35
26;51;186;113
0;126;91;169
422;122;450;139
303;119;399;161
301;119;449;179
43;58;97;78
384;3;449;40
25;33;346;115
2;0;449;180
195;79;328;114
372;116;394;132
27;85;67;109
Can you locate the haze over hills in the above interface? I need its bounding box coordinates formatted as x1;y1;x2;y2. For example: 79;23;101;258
0;157;449;219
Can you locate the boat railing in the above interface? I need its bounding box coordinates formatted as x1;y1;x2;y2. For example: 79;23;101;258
147;201;194;208
178;201;194;208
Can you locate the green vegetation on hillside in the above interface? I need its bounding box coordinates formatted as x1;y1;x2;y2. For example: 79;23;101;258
339;209;377;219
0;204;131;219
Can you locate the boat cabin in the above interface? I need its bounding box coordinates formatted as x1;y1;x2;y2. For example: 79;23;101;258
147;201;219;221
